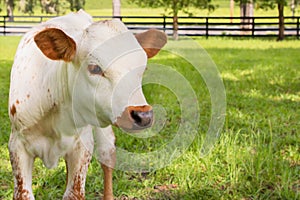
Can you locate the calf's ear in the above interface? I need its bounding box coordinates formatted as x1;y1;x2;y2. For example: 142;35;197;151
135;29;167;59
34;28;76;62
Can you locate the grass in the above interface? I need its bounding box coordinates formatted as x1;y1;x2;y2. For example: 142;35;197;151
0;36;299;200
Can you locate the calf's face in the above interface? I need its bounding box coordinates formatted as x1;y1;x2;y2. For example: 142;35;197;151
34;20;167;131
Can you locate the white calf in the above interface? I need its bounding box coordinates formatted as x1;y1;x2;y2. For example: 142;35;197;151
8;10;167;200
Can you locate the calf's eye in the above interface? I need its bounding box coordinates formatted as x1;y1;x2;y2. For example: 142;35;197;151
88;64;104;76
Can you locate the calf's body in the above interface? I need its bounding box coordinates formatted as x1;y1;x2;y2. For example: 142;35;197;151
8;10;166;200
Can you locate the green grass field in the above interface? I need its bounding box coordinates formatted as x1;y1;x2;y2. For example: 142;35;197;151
0;35;299;199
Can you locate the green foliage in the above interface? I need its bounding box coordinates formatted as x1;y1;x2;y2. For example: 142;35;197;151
40;0;70;14
17;0;84;14
233;0;293;11
128;0;216;39
18;0;35;14
255;0;281;10
234;0;288;11
128;0;215;16
0;36;299;199
68;0;85;11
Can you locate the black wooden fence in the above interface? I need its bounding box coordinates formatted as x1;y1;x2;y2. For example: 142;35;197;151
1;15;300;38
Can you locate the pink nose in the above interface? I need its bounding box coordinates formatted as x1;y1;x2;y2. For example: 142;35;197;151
115;105;154;132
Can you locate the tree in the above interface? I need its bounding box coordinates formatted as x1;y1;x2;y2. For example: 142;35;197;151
40;0;69;14
230;0;234;22
113;0;121;16
40;0;58;14
255;0;287;40
234;0;286;40
129;0;215;40
19;0;35;14
17;0;82;14
239;0;254;32
6;0;14;21
68;0;85;11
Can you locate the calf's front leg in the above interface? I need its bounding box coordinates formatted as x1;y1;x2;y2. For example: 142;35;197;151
94;126;116;200
101;164;114;200
63;128;93;200
9;132;35;200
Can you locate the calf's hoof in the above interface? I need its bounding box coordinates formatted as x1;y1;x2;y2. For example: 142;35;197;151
63;191;85;200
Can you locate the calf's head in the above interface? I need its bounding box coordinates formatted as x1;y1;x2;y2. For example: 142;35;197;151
34;20;167;132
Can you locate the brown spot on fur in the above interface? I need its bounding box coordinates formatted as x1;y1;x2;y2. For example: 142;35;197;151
64;144;92;200
15;174;30;200
27;94;30;98
10;104;16;116
71;150;91;199
16;100;20;104
71;174;84;200
10;152;31;200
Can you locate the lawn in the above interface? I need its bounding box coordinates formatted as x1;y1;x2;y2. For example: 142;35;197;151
0;36;299;200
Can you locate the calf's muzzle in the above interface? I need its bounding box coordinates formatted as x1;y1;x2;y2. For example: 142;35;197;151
115;105;153;132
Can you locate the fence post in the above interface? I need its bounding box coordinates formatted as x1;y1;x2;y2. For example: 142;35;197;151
3;16;6;36
251;17;255;37
205;17;208;38
297;17;299;39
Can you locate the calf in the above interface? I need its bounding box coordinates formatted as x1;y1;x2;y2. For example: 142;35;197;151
8;10;167;200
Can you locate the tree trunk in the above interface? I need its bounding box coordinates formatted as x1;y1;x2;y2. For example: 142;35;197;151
240;0;253;34
6;0;14;22
173;15;179;40
291;0;295;17
172;0;179;40
230;0;234;23
277;2;285;41
112;0;121;17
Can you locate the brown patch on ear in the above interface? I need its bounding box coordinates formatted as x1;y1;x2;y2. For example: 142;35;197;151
34;28;76;62
135;29;167;58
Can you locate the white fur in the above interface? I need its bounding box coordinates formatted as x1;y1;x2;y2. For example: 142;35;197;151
9;10;149;199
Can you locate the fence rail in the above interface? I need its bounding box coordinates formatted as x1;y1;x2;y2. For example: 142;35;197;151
1;15;300;38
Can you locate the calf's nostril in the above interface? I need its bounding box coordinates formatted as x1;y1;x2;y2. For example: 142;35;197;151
131;110;142;124
130;110;153;127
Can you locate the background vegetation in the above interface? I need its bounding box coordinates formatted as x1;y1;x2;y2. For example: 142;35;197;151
0;35;299;199
0;0;299;16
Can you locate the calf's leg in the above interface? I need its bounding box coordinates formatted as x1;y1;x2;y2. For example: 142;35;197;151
94;126;116;200
101;164;114;200
9;132;35;200
63;129;93;200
